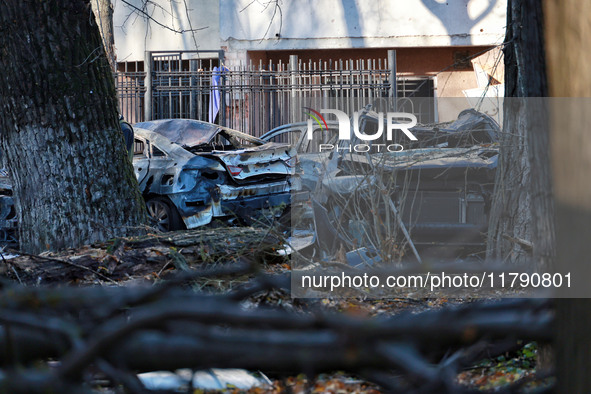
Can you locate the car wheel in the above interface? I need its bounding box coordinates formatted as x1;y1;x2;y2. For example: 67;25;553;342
145;196;183;232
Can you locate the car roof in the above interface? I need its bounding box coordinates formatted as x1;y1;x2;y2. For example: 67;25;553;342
134;119;221;147
134;119;266;148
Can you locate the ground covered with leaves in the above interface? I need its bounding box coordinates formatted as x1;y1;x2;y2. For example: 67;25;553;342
0;227;553;393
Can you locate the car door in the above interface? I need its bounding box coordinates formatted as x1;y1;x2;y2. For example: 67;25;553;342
133;137;150;188
147;143;176;193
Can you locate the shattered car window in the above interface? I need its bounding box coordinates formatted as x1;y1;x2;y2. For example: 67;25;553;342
133;139;146;156
152;145;166;157
219;128;265;147
267;130;302;146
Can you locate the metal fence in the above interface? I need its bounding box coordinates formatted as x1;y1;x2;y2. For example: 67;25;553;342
115;71;145;124
116;52;435;137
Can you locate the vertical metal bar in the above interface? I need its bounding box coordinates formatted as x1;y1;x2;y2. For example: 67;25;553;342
357;59;361;109
198;63;203;121
262;61;267;133
388;50;397;111
433;76;439;123
144;51;152;121
238;63;243;132
168;57;173;118
289;55;298;124
178;55;182;118
190;59;197;118
220;63;226;126
341;59;345;113
250;60;255;133
256;60;261;134
227;67;232;128
271;59;275;130
276;61;280;130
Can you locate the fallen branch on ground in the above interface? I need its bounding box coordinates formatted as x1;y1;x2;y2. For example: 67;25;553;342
0;269;553;393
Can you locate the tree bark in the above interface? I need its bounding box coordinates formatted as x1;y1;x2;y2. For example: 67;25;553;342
487;0;552;267
544;0;591;391
0;0;146;254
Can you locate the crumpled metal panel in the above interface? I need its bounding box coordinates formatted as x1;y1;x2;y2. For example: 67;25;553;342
135;119;220;147
207;144;294;181
133;123;295;230
347;147;498;171
217;181;291;200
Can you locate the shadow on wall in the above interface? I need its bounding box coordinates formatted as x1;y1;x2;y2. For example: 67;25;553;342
420;0;499;45
342;0;365;48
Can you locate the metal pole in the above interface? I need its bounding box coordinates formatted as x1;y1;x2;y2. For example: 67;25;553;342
217;50;225;126
144;51;152;121
388;50;397;111
190;59;197;119
289;55;298;124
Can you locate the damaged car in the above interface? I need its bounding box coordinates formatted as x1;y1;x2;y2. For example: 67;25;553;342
289;108;500;260
322;109;500;252
260;120;339;192
133;119;297;231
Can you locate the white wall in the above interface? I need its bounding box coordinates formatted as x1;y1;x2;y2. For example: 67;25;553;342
112;0;506;63
113;0;220;62
220;0;507;51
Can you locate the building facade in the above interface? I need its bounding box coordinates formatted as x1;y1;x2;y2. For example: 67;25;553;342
113;0;506;128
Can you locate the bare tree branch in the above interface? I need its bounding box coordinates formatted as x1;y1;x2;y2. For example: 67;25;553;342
120;0;208;34
0;273;552;392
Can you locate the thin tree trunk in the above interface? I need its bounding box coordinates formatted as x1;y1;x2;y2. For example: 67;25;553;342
0;0;146;254
488;0;555;372
517;0;553;274
486;101;531;264
487;0;551;267
91;0;116;71
545;0;591;391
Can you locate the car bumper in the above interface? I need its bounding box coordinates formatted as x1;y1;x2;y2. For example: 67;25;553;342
174;181;292;229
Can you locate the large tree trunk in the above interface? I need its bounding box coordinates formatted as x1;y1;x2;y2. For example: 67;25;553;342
487;0;551;267
0;0;146;254
91;0;116;71
544;0;591;391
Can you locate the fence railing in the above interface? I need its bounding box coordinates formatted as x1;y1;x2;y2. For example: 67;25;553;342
115;71;145;124
116;54;435;137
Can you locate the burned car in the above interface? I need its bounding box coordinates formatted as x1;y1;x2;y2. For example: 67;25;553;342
133;119;296;231
261;120;339;192
268;108;500;260
322;108;499;253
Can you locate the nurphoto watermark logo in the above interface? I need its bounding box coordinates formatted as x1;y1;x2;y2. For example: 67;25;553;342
303;107;419;153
